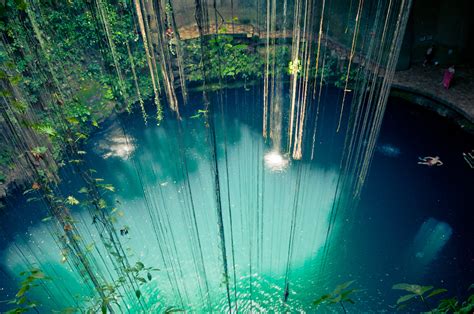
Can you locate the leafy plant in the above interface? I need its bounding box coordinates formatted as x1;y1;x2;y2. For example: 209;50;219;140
0;268;50;314
313;281;357;313
288;58;302;76
164;306;185;313
392;283;447;311
184;35;264;84
393;283;474;313
124;261;159;288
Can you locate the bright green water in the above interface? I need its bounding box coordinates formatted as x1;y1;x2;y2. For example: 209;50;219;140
2;88;345;312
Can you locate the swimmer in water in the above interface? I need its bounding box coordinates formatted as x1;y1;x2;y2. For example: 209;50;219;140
283;283;289;303
418;156;443;167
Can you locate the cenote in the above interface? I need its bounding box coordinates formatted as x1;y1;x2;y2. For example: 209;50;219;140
0;0;473;313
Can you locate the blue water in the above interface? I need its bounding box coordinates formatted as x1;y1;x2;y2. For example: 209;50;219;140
0;86;472;312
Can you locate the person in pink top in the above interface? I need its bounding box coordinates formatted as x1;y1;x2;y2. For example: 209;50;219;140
442;65;455;89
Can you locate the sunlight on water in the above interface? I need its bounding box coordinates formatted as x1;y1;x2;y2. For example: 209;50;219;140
1;115;340;311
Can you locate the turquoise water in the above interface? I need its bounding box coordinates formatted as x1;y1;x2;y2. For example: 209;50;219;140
0;86;473;312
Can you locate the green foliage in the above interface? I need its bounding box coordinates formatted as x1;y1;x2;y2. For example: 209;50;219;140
313;281;357;312
288;58;302;75
66;196;80;205
432;284;474;313
33;123;58;138
334;65;359;89
124;261;159;289
165;306;185;313
392;283;442;311
184;35;264;83
0;147;14;181
30;146;47;155
0;268;49;313
391;282;474;312
64;101;92;125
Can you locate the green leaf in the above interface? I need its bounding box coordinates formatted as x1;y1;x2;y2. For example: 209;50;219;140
333;280;355;294
78;187;88;194
31;270;46;280
135;290;141;299
101;302;107;314
340;288;357;300
6;309;27;314
31;146;47;155
329;295;342;304
437;297;458;311
16;296;27;305
98;199;107;209
392;283;432;295
86;243;95;252
313;294;330;305
36;125;57;137
418;285;434;295
135;262;144;271
67;117;80;125
397;293;417;304
16;284;30;298
136;277;147;284
102;184;115;192
427;288;447;298
66;196;79;205
165;307;185;313
397;303;408;310
313;294;330;306
147;272;152;281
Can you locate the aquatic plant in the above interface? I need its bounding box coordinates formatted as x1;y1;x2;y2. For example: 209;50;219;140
313;281;358;313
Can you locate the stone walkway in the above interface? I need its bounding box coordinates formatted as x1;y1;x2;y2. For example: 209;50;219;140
393;65;474;122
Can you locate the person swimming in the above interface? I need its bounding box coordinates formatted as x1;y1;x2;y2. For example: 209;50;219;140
418;156;443;167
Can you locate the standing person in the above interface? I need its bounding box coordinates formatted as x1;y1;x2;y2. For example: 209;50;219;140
442;66;455;89
423;45;434;67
